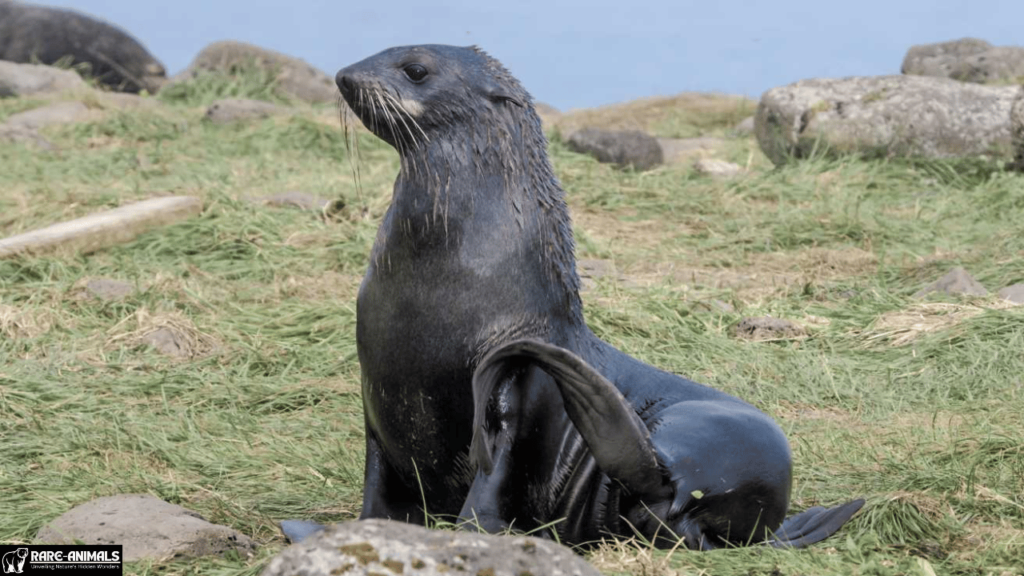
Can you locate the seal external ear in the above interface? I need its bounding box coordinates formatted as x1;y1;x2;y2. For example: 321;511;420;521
471;339;668;498
478;77;523;108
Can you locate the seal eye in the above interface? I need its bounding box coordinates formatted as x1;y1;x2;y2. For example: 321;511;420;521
403;64;429;83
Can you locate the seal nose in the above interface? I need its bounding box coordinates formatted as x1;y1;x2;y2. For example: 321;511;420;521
335;69;354;94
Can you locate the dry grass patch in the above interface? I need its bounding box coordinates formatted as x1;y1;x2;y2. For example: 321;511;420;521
864;300;1022;346
0;302;55;340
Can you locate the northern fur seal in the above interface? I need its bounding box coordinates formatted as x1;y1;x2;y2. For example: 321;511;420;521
0;0;165;93
282;44;863;550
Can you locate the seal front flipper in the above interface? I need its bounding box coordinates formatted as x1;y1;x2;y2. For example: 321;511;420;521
470;338;669;499
768;498;866;548
279;520;327;543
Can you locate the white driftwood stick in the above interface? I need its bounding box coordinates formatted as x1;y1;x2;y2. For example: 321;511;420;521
0;196;203;258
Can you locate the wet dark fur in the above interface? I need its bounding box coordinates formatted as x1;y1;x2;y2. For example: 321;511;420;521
0;0;165;93
334;44;863;550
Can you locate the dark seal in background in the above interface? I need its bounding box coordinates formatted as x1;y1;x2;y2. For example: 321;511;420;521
0;0;165;93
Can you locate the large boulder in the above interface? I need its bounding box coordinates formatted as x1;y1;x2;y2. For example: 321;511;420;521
755;75;1017;165
167;40;336;104
0;0;165;93
902;38;993;78
903;38;1024;84
0;60;87;97
262;519;601;576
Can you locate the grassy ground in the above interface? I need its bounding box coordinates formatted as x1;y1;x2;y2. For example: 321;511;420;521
1;76;1023;576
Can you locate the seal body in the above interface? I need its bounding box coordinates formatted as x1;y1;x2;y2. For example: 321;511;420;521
0;0;165;93
334;44;863;549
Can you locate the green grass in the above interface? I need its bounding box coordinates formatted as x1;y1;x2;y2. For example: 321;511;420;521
2;76;1023;576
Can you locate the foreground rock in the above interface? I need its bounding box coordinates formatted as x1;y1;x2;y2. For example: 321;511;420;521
912;267;989;299
903;38;1024;84
0;60;86;97
0;1;166;93
36;494;256;561
567;127;663;170
205;98;288;124
755;75;1017;165
262;519;600;576
168;41;336;104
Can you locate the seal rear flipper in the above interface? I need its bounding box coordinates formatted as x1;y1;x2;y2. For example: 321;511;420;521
768;498;865;548
279;520;328;543
470;338;669;499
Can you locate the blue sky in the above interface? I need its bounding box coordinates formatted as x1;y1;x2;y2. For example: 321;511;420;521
50;0;1021;110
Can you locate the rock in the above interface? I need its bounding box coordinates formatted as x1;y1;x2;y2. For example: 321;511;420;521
657;136;727;164
912;267;989;299
755;75;1017;166
261;519;600;576
0;60;87;97
252;191;332;211
902;38;994;78
1010;87;1024;171
205;98;287;124
0;124;54;149
567;127;663;170
694;158;742;178
83;278;134;301
903;39;1024;84
36;494;256;561
733;115;755;136
3;101;92;130
168;40;336;104
0;1;166;93
142;327;189;357
997;282;1024;304
732;317;806;341
950;46;1024;84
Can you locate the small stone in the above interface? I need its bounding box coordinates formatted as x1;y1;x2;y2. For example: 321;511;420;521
36;494;256;561
0;124;54;149
997;282;1024;304
142;327;188;357
912;266;989;299
251;191;333;211
693;158;742;178
732;316;806;341
205;98;287;124
84;278;134;301
3;102;92;130
0;60;87;97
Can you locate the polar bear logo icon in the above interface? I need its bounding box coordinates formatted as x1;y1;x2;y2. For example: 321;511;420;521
1;548;28;574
